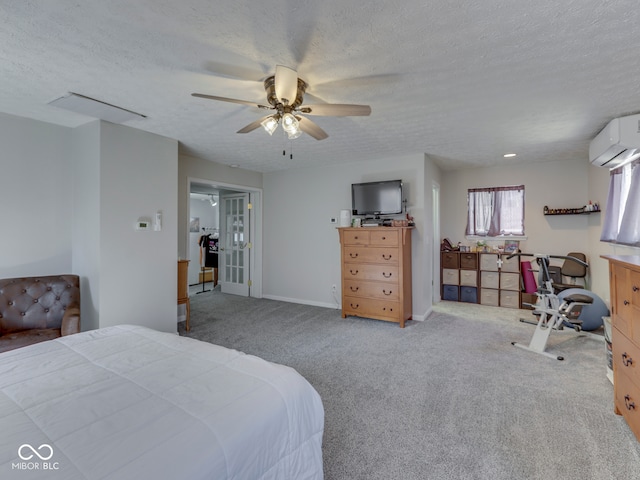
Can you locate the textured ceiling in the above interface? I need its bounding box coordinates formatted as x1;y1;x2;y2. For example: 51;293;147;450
2;1;640;173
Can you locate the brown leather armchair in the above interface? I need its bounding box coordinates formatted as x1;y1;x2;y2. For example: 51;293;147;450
0;274;80;353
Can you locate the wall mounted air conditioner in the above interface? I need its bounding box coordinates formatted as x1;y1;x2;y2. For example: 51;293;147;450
589;114;640;168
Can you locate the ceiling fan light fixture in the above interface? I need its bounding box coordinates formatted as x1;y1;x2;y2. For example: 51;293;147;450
287;128;302;140
282;112;299;134
261;115;279;135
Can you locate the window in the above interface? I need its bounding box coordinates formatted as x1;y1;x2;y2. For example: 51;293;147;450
466;185;525;237
601;159;640;246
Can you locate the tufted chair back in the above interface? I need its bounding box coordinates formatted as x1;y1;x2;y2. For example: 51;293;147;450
0;275;80;351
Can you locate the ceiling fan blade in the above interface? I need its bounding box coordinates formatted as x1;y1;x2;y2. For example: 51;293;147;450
191;93;271;110
274;65;298;106
296;116;328;140
236;115;274;134
299;104;371;117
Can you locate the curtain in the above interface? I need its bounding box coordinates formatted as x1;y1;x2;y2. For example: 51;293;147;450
617;161;640;246
466;185;524;236
601;159;640;246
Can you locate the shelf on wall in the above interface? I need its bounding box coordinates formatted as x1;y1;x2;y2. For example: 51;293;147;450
544;210;601;216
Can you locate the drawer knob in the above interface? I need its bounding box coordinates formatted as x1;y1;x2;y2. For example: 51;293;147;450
349;269;359;275
382;272;392;278
350;253;359;258
633;286;639;292
625;395;636;411
350;303;360;309
382;254;392;260
381;236;386;240
624;300;630;306
383;289;393;296
622;352;634;367
350;286;359;292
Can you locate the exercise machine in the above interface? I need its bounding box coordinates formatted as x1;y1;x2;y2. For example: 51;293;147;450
509;253;603;361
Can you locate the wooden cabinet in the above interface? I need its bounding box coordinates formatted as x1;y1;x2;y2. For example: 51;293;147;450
178;260;190;331
479;253;521;308
602;255;640;441
441;251;479;303
338;227;413;327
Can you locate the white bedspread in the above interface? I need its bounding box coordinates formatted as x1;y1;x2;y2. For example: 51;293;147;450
0;325;324;479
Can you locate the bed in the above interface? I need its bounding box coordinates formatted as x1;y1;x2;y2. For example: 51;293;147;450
0;325;324;479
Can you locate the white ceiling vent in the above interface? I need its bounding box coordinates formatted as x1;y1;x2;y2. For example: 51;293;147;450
48;92;146;124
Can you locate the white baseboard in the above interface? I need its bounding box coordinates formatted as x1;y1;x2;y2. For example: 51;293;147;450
262;294;339;310
262;295;432;321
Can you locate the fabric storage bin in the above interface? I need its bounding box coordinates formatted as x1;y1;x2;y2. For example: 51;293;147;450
480;253;499;271
459;253;478;270
501;255;520;272
441;252;459;269
460;270;478;286
500;290;520;308
481;271;499;289
442;268;460;285
443;285;459;301
500;272;520;291
460;286;478;303
481;289;499;306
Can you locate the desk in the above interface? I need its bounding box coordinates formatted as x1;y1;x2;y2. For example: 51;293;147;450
178;260;190;331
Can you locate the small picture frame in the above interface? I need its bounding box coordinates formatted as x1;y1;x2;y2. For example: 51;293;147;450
504;240;519;253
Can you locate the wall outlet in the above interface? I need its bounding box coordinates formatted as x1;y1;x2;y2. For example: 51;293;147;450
331;284;337;292
330;217;337;224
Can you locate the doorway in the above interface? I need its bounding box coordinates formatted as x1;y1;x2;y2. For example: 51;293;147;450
188;178;262;299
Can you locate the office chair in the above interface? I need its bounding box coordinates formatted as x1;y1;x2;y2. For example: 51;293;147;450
548;252;587;293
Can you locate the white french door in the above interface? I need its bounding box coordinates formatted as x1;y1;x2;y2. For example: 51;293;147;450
219;193;250;296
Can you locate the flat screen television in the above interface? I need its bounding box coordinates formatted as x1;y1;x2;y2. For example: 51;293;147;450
351;180;403;216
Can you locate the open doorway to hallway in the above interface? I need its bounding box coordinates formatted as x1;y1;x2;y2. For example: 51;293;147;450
187;179;263;299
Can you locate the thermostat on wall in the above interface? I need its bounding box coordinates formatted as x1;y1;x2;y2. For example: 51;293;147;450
135;219;151;231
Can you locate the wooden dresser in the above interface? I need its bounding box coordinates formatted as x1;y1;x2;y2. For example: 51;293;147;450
178;259;190;331
602;255;640;440
338;227;413;327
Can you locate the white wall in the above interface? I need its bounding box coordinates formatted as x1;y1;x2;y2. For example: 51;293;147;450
262;154;435;319
97;122;178;332
0;113;72;277
71;121;101;330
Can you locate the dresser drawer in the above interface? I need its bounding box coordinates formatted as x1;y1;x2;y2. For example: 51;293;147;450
343;246;399;265
442;268;460;285
612;326;640;389
480;289;499;306
343;264;399;284
370;230;399;246
480;254;499;271
481;271;499;289
441;252;459;269
460;270;477;286
343;279;399;301
500;290;520;309
459;253;478;270
614;368;640;440
500;272;520;291
343;296;402;322
342;230;370;245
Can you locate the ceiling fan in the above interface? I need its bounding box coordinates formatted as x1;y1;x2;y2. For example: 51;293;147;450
192;65;371;141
